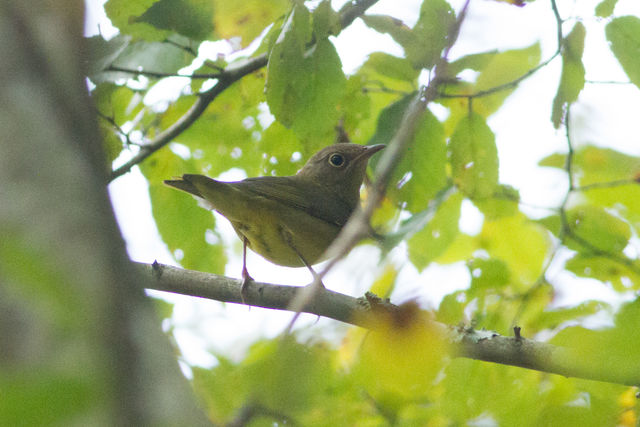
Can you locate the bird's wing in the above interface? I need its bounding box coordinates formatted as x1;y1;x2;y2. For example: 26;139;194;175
235;176;354;227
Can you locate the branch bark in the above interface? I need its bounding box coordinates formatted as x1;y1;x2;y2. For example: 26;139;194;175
140;262;640;387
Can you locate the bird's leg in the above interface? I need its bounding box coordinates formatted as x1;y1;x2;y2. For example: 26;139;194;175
281;228;324;288
240;236;253;303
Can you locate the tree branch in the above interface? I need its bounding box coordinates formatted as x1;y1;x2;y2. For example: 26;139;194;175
139;262;640;387
108;0;381;182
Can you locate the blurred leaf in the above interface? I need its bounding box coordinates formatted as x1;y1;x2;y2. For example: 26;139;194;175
258;121;304;176
437;291;468;324
361;14;414;54
213;0;290;47
595;0;618;18
92;83;145;163
369;100;448;212
443;43;541;129
536;213;562;237
565;205;631;254
136;0;214;41
473;43;541;114
192;359;249;422
473;184;520;219
266;5;346;138
566;254;640;291
141;148;227;274
468;257;510;291
552;23;586;128
449;112;499;198
536;301;605;330
337;75;373;139
606;16;640;89
539;146;640;234
246;339;332;414
91;38;194;83
407;191;462;270
367;94;412;149
105;0;173;40
369;264;399;298
354;304;449;403
399;110;448;212
480;213;550;287
363;0;455;69
435;232;478;264
363;52;419;83
312;0;341;39
538;152;566;169
0;372;97;426
85;34;131;81
408;0;456;69
447;50;499;76
158;74;265;178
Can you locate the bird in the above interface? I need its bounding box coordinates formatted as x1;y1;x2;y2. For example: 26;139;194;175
164;143;385;297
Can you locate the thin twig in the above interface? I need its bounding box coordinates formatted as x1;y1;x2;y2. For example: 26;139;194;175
106;65;222;80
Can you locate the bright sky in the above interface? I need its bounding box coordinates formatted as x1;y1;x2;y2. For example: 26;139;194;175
88;0;640;367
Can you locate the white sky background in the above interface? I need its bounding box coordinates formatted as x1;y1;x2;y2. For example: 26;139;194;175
87;0;640;367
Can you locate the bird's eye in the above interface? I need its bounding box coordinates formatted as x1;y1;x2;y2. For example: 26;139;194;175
328;153;345;167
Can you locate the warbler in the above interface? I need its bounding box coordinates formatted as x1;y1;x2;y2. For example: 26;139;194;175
165;143;384;295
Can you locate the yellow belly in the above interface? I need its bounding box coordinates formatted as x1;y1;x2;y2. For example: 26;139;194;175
225;199;341;267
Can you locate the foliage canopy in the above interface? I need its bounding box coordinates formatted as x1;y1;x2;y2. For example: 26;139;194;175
86;0;640;424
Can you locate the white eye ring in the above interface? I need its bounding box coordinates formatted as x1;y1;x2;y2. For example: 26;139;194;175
328;153;345;167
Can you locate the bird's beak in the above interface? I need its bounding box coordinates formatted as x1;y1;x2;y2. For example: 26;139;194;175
357;144;385;161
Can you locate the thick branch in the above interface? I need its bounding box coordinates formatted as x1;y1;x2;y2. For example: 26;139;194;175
140;262;640;387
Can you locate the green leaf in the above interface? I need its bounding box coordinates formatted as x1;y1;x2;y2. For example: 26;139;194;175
92;83;144;163
552;23;586;128
213;0;290;47
392;110;448;212
136;0;214;41
443;44;541;126
105;0;171;40
538;152;565;169
595;0;618;18
447;50;499;76
266;5;346;137
158;74;265;178
337;75;373;138
363;52;419;83
565;205;631;254
85;34;131;81
606;16;640;89
468;257;510;291
408;0;456;69
98;39;194;81
312;0;341;39
243;339;332;413
565;254;640;291
258;121;304;177
363;0;455;70
536;301;605;330
473;184;520;219
480;213;550;287
449;112;499;198
361;14;414;53
407;191;462;270
543;146;640;235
